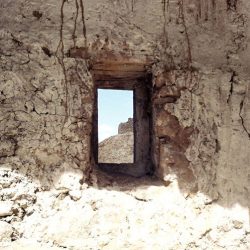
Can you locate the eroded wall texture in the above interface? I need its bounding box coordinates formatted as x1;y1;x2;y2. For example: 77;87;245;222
0;0;250;249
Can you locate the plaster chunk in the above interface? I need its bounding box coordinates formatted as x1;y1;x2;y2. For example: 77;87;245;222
0;221;13;242
69;190;82;201
0;201;14;217
53;163;83;191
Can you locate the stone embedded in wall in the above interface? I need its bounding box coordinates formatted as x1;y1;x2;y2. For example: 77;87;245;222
0;201;13;217
0;169;37;222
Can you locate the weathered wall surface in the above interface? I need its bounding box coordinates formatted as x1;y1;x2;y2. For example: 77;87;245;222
0;1;94;190
0;0;250;249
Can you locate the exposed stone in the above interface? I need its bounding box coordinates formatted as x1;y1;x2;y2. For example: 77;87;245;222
69;190;82;201
0;221;13;242
118;118;133;134
53;165;83;191
233;220;244;229
0;201;13;217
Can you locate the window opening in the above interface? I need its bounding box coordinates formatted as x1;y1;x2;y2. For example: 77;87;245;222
98;89;134;164
92;74;154;177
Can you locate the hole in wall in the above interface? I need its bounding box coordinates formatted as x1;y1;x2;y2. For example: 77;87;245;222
97;89;134;164
92;78;154;177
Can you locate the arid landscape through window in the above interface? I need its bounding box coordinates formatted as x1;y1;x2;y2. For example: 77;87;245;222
98;89;134;164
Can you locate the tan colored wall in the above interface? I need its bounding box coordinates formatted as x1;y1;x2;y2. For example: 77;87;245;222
0;0;250;248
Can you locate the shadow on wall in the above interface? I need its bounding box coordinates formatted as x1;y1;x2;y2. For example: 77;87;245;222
0;0;249;228
0;55;94;191
0;62;249;225
90;68;250;229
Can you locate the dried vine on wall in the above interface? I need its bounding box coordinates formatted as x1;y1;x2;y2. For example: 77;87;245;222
56;0;89;121
239;94;250;139
131;0;135;12
79;0;87;47
72;0;79;48
178;0;192;69
72;0;91;96
161;0;174;68
161;0;192;69
56;0;69;121
162;0;169;45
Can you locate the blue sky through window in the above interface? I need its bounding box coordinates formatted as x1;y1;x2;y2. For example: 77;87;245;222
98;89;133;142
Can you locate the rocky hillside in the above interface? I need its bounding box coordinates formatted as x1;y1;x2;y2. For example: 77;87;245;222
118;118;133;134
99;119;134;163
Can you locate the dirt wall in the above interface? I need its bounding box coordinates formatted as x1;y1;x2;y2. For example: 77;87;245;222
0;0;250;248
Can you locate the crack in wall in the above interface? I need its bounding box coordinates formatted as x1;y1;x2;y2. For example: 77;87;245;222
10;33;23;47
56;0;69;121
111;10;153;36
72;0;79;48
41;47;52;57
227;0;237;11
161;0;174;69
211;0;217;22
239;95;250;139
56;0;90;122
79;0;87;47
227;71;236;103
131;0;135;12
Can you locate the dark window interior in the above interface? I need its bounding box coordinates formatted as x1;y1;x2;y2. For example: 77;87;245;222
92;76;154;177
